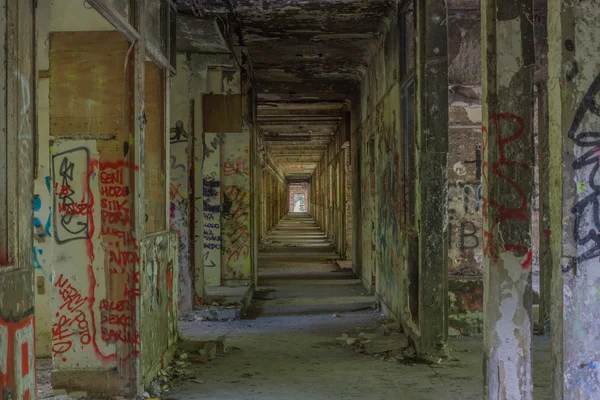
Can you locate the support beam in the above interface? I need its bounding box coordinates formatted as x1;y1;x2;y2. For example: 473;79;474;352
415;0;449;359
548;1;600;398
481;0;535;398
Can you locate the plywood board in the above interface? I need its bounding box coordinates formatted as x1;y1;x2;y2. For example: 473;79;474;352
144;62;166;233
203;94;242;133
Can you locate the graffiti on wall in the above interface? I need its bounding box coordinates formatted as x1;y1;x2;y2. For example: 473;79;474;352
0;312;35;400
170;120;189;144
99;158;141;353
482;112;532;269
169;140;190;311
447;127;484;275
203;133;222;286
221;139;251;281
569;72;600;265
53;147;92;244
374;103;402;307
51;140;140;367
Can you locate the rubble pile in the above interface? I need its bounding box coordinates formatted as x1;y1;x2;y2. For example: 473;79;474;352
142;338;228;399
336;321;417;362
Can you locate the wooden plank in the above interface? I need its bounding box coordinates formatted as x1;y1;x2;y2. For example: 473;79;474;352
203;94;242;133
49;32;130;136
144;61;166;234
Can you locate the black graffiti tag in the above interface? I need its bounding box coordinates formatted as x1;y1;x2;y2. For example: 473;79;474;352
569;73;600;263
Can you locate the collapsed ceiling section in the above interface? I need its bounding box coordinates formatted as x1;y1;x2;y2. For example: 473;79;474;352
176;0;396;181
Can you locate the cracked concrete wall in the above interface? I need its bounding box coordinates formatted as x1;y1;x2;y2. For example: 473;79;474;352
548;1;600;397
170;54;193;314
188;55;255;288
353;14;404;316
33;0;118;358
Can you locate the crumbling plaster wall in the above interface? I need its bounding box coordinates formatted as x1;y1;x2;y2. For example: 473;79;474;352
33;0;118;358
170;54;192;313
31;3;179;394
187;54;254;290
354;16;404;317
349;9;485;329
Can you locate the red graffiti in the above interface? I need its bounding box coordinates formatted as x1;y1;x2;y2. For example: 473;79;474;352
101;327;141;346
99;185;129;197
0;314;35;400
223;156;249;176
167;266;173;293
99;299;135;312
482;113;531;268
224;186;250;270
52;275;94;356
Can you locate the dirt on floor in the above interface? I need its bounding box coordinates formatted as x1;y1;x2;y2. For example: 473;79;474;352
36;215;552;400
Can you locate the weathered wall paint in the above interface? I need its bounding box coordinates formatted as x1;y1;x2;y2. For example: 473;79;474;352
0;313;35;400
51;140;115;369
221;130;251;283
481;2;535;397
354;20;402;311
169;54;192;313
33;0;118;358
44;26;178;395
0;1;37;397
548;1;600;398
203;133;222;287
374;82;402;318
33;77;54;357
139;233;179;388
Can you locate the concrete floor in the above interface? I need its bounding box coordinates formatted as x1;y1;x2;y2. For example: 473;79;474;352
168;214;553;400
35;213;553;399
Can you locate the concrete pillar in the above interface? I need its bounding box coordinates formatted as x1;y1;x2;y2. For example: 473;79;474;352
481;0;535;398
548;1;600;398
0;1;36;399
536;83;552;335
414;0;449;358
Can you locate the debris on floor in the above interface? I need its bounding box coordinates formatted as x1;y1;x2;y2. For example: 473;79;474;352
335;321;417;362
144;338;230;399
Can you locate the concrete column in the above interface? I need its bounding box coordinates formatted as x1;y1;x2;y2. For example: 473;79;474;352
548;1;600;398
481;0;535;398
0;1;36;399
536;83;552;335
414;0;449;358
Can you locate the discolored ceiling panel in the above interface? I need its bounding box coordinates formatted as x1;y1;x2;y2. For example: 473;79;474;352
176;0;395;181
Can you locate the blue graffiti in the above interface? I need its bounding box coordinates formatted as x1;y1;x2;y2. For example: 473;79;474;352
33;247;52;282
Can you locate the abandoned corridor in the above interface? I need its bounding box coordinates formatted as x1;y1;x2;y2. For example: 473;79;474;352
0;0;598;399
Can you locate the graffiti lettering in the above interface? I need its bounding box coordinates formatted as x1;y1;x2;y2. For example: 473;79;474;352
223;156;249;176
482;113;531;268
568;73;600;263
0;313;35;400
53;148;91;243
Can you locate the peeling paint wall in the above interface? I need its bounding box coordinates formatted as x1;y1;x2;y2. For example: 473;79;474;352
139;233;179;388
356;19;404;316
187;56;254;289
33;0;118;358
169;54;192;313
549;1;600;397
32;6;178;393
0;1;36;398
221;129;251;283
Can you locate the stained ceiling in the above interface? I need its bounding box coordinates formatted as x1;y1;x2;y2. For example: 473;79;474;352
176;0;396;181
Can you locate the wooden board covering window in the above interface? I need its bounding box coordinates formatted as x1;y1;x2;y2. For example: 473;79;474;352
50;31;130;137
144;62;166;233
203;94;242;133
